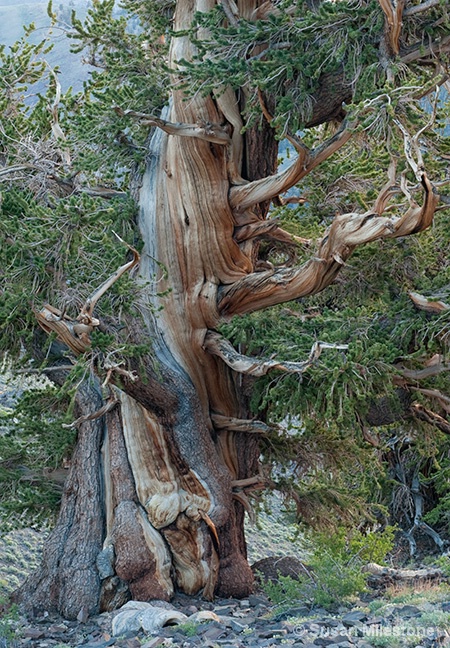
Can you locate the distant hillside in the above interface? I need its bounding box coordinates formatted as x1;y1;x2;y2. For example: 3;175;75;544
0;0;91;92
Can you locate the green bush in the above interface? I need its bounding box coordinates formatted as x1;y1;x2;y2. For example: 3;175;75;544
262;526;395;610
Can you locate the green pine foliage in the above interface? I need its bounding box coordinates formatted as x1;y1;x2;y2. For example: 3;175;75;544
262;526;396;609
0;0;449;546
0;386;75;531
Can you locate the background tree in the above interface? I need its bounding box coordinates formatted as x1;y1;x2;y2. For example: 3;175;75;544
0;0;449;619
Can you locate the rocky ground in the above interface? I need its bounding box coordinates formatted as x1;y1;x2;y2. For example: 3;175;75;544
1;535;450;648
2;583;450;648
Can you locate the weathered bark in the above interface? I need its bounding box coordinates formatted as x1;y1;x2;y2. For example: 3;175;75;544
14;0;442;619
12;379;105;619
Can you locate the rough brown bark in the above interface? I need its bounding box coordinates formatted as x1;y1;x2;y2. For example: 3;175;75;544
14;0;442;619
12;380;105;619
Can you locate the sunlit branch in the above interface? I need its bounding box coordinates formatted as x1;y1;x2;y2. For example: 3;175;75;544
408;291;450;313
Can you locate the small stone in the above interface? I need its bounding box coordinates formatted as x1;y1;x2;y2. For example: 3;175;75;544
313;638;343;647
124;639;141;648
141;638;164;648
213;606;236;616
239;599;250;608
23;628;45;639
47;623;68;633
248;594;268;607
317;619;340;628
77;606;89;623
228;618;249;633
342;611;367;627
259;628;288;639
441;601;450;612
393;604;422;619
141;639;165;648
203;626;229;641
238;615;256;628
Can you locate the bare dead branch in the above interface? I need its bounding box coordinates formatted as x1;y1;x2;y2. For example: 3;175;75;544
231;475;265;489
411;403;450;434
62;396;119;429
77;186;127;198
251;1;282;20
400;33;450;64
378;0;405;55
230;119;354;210
204;332;347;377
363;562;444;580
0;164;38;178
232;491;256;522
230;86;347;211
79;234;140;322
409;291;450;313
35;236;140;354
409;387;450;414
404;0;441;15
211;413;271;434
47;65;71;166
114;107;231;145
395;361;450;381
34;304;92;355
219;0;239;26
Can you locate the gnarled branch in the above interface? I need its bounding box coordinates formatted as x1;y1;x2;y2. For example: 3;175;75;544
204;331;347;377
220;121;438;316
229;120;353;210
35;237;140;354
114;107;231;145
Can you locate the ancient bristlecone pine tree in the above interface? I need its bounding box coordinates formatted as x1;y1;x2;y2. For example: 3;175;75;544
14;0;446;618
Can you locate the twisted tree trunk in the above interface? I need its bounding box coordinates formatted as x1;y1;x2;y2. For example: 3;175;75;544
13;0;440;619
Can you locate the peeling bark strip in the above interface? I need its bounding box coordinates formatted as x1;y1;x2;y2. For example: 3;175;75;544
378;0;405;55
